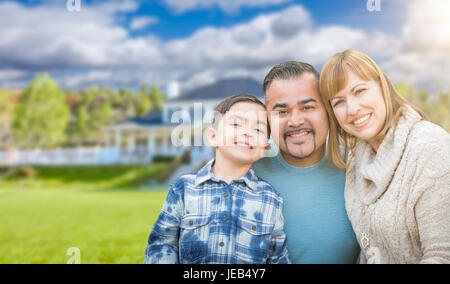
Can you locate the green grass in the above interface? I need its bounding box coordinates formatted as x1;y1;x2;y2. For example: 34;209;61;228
0;164;170;264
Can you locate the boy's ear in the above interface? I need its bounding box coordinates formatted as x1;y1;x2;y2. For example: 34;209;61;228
207;127;217;147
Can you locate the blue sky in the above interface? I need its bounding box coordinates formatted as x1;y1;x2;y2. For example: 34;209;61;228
123;0;404;40
20;0;405;40
0;0;448;93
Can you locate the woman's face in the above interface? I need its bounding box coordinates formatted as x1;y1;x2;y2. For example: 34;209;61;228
330;69;387;150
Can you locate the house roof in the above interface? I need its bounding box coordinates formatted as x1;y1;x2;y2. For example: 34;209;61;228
167;77;263;102
106;77;264;129
129;110;163;125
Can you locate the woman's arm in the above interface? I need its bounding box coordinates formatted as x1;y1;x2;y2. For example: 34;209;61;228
415;180;450;264
412;139;450;264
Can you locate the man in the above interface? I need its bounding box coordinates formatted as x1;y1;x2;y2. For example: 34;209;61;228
253;61;360;264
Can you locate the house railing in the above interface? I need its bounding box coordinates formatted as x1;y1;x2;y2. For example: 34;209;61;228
0;146;213;166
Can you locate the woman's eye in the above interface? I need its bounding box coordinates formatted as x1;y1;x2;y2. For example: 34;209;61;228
231;123;240;127
332;100;343;108
355;88;367;95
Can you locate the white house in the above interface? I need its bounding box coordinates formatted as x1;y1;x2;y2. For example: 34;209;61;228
103;77;265;165
0;78;264;167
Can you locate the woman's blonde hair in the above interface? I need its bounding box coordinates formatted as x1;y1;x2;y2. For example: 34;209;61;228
319;49;428;169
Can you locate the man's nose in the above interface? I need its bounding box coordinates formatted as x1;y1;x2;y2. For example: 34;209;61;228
287;109;305;128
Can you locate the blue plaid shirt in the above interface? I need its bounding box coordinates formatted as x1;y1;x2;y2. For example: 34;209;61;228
145;159;290;264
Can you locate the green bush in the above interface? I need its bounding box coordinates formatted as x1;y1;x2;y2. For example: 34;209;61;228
152;155;176;163
181;150;191;164
157;157;183;183
1;164;172;189
17;166;37;179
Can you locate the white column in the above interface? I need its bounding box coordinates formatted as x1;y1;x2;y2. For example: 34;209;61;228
148;131;155;155
128;132;136;151
162;135;169;154
115;129;121;149
105;131;110;148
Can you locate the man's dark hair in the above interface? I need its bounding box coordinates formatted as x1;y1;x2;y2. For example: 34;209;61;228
212;94;270;137
262;61;320;103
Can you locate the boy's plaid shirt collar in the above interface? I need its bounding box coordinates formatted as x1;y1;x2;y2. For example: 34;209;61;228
194;159;259;191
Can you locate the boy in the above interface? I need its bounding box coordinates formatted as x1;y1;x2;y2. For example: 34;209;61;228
144;94;289;264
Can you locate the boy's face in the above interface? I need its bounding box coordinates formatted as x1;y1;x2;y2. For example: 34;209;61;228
208;102;269;165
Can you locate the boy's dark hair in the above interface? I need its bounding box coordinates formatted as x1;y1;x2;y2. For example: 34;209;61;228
212;94;270;137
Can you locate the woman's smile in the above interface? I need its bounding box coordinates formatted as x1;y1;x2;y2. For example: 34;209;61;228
349;113;372;129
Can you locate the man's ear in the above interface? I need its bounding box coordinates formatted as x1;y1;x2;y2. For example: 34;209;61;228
207;127;217;147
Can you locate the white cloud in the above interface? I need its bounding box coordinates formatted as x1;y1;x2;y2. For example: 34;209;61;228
64;71;113;88
96;0;140;13
0;0;163;71
129;16;158;30
163;0;292;14
382;0;450;92
158;6;397;88
0;0;447;94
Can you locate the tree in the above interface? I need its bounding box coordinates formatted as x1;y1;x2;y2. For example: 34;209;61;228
12;74;70;149
395;83;450;132
431;90;450;132
90;101;113;132
0;90;15;150
150;85;165;111
137;84;151;117
76;104;89;141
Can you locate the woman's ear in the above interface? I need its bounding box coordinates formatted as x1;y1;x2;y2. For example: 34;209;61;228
207;127;217;148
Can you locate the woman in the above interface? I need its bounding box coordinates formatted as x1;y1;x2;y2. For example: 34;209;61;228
319;49;450;264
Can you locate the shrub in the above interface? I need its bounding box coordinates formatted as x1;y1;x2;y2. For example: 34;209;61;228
17;166;37;179
152;155;176;163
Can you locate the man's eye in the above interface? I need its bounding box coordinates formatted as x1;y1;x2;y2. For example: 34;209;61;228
303;105;314;110
277;110;288;115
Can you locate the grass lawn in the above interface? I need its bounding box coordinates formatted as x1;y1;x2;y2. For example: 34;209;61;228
0;164;170;264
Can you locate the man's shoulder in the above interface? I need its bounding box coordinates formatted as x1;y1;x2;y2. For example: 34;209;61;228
248;174;284;207
253;155;280;173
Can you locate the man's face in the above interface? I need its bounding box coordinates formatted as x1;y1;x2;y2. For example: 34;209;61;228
266;74;329;163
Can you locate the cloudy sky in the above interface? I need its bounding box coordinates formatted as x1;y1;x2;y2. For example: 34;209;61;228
0;0;449;94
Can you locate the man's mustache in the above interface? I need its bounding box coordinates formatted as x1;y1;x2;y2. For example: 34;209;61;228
283;127;315;139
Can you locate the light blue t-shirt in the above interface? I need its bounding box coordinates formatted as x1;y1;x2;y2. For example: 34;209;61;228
253;151;360;264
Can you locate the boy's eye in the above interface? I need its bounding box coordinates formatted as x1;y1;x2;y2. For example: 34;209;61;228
255;128;264;133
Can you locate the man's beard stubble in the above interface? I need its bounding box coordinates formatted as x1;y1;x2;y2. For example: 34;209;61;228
282;128;317;160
